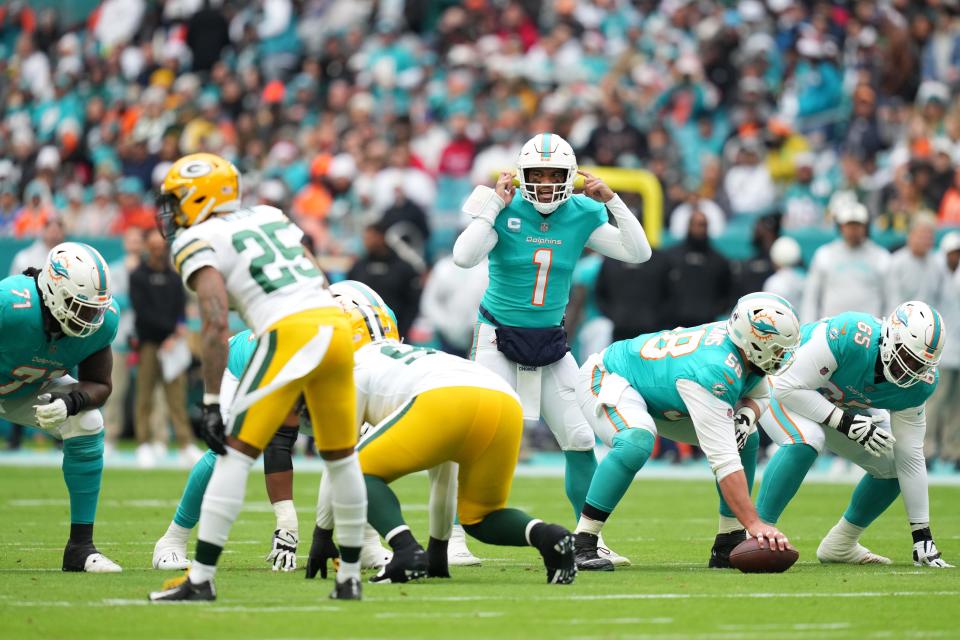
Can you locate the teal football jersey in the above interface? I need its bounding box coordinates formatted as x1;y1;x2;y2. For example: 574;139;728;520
0;274;119;399
602;321;765;420
801;312;936;411
227;330;257;379
480;193;607;328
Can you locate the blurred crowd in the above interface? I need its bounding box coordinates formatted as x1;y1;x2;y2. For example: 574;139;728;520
2;0;960;469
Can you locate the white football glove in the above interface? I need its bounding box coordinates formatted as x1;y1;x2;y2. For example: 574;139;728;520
33;393;69;430
914;539;954;568
266;528;298;572
733;406;757;451
827;409;895;457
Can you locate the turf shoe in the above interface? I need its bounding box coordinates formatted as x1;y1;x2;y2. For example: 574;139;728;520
153;536;190;570
535;524;577;584
63;541;122;573
817;530;891;565
596;535;631;567
448;524;481;566
709;530;747;569
149;574;215;601
329;577;362;600
574;532;614;571
361;526;393;570
369;545;429;584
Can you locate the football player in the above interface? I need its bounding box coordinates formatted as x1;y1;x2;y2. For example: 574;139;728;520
574;293;801;570
152;330;391;572
0;242;121;573
451;132;652;566
754;301;953;568
305;286;577;585
149;153;366;602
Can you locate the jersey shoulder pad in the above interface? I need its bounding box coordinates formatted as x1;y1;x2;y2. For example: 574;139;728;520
823;312;875;363
0;275;36;328
90;302;120;350
568;194;607;226
250;204;287;221
171;225;217;283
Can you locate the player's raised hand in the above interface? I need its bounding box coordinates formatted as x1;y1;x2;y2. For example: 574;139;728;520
577;170;614;203
749;523;790;552
495;170;516;205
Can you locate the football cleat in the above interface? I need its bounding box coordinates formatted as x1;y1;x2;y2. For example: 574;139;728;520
574;532;614;571
63;541;122;573
709;530;747;569
369;545;429;584
329;577;362;600
536;524;577;584
153;536;190;570
149;574;216;601
361;526;393;570
596;534;631;567
817;535;891;565
448;524;481;566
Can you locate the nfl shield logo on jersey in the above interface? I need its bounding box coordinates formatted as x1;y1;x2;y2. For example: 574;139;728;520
540;223;550;232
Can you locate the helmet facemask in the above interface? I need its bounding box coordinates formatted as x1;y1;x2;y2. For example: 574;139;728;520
519;166;574;215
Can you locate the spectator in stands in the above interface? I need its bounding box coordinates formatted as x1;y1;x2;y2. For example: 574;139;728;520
731;214;778;301
781;152;828;229
886;213;949;309
662;210;732;328
13;181;55;238
129;229;199;468
763;235;805;310
926;232;960;471
0;184;20;235
596;247;669;343
347;221;422;339
801;196;890;323
723;138;776;218
109;177;155;234
8;216;65;276
939;166;960;226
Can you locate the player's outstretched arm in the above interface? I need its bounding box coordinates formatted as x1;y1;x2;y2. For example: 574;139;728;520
581;170;652;264
189;266;230;454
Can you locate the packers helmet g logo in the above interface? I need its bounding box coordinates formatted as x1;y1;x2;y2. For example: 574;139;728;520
179;160;213;179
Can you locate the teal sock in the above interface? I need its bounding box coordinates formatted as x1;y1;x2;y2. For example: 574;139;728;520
365;475;406;537
584;429;655;514
843;475;901;528
718;431;759;517
462;508;534;546
756;443;818;524
173;449;218;529
62;432;104;524
563;449;597;518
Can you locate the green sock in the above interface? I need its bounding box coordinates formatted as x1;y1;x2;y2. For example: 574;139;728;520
462;508;534;546
563;449;597;518
584;429;655;514
756;443;818;524
62;432;104;524
173;449;217;529
718;431;759;518
365;475;406;537
843;475;900;528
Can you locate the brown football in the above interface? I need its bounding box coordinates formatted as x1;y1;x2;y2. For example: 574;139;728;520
729;537;799;573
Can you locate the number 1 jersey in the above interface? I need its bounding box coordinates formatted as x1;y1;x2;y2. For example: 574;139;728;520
171;205;336;335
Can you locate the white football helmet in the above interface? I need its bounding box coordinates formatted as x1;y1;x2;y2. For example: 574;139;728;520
517;133;577;214
36;242;113;338
727;292;801;375
880;301;945;388
329;280;389;310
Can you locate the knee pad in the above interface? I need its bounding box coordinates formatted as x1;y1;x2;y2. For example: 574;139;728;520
264;427;297;474
609;428;655;473
563;422;597;451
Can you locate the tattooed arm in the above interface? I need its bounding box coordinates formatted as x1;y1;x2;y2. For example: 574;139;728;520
188;266;230;395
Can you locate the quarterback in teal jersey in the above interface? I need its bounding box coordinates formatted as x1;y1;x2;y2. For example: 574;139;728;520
756;301;952;568
452;133;652;565
572;293;801;570
0;242;121;572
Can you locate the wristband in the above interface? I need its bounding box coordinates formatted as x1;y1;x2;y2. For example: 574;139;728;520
203;393;221;405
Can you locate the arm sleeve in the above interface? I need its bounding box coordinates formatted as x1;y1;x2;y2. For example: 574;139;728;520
452;219;498;268
800;251;825;324
743;376;771;420
585;195;652;264
891;406;930;524
675;378;742;481
775;323;839;425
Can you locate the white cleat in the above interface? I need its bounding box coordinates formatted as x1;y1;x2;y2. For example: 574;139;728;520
84;553;122;573
597;534;631;567
448;524;481;566
153;537;190;570
361;524;392;569
817;538;891;565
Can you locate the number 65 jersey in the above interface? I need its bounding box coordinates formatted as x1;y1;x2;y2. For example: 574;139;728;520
354;340;518;427
170;205;336;334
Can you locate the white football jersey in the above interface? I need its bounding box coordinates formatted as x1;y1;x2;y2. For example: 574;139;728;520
171;205;335;334
354;340;518;427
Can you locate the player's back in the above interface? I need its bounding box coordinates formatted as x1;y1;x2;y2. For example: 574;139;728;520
171;205;335;335
0;274;119;398
602;321;762;419
355;340;518;425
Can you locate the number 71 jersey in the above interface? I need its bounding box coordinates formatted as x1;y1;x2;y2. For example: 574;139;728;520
171;205;336;334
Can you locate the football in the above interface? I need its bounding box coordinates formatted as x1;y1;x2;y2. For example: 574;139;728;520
729;537;800;573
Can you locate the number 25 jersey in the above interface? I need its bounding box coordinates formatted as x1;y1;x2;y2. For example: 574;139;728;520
171;205;336;335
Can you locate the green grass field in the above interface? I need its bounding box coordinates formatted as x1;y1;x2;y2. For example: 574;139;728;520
1;465;958;639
